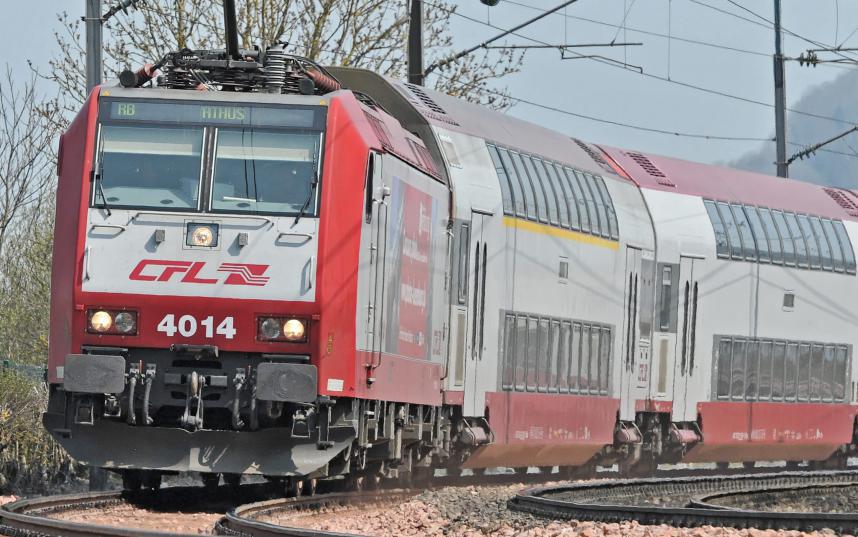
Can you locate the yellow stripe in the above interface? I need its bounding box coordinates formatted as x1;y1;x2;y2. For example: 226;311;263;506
503;216;620;250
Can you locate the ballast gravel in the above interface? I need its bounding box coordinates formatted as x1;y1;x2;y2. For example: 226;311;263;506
263;483;854;537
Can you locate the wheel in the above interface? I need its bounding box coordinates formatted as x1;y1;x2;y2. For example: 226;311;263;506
286;476;304;497
538;466;553;476
201;473;220;491
305;478;318;496
122;470;143;492
142;471;162;492
411;466;434;488
742;461;755;471
716;461;729;472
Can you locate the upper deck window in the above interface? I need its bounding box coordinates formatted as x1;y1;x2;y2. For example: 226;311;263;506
93;98;325;216
703;198;856;275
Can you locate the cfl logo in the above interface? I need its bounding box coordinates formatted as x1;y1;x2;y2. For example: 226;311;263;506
129;260;270;286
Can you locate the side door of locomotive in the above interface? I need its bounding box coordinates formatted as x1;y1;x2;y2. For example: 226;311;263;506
364;153;390;374
463;209;493;417
671;255;701;422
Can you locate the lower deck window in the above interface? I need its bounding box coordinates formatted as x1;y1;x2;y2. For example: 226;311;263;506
501;311;612;396
715;335;850;403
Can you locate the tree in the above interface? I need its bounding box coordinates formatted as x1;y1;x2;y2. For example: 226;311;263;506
43;0;521;117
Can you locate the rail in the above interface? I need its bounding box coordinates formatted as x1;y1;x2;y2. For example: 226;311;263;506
509;470;858;533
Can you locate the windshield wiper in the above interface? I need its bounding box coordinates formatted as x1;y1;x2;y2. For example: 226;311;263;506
94;164;112;217
293;168;319;227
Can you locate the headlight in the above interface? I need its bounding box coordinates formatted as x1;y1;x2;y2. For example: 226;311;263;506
87;309;138;335
114;312;137;334
283;319;306;341
260;317;282;339
89;311;113;333
187;223;219;247
257;316;309;342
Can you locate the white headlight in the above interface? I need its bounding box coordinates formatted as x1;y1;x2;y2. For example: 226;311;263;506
90;311;113;333
283;319;306;341
260;318;281;340
191;226;215;247
114;312;136;334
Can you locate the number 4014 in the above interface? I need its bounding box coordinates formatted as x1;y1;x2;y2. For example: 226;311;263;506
157;314;236;339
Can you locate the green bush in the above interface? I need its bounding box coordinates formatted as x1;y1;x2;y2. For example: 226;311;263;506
0;369;84;494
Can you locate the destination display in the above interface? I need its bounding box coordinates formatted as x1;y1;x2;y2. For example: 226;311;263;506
103;100;323;129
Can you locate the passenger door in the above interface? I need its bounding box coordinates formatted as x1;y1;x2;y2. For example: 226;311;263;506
619;247;642;421
464;210;490;416
672;256;700;422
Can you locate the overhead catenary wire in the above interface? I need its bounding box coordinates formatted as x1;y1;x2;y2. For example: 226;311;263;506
431;2;858;126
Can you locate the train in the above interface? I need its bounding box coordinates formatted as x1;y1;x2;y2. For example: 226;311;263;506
43;11;858;492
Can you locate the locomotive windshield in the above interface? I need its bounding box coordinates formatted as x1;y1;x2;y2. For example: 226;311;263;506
93;98;325;216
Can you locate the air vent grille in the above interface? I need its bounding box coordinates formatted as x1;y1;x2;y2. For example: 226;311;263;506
625;151;675;187
572;138;608;166
402;83;460;126
824;187;858;217
408;139;438;175
363;111;393;151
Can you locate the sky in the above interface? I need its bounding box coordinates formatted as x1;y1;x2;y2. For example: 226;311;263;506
1;0;856;175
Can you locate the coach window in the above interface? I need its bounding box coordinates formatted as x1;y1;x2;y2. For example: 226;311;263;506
521;156;550;224
834;346;848;401
758;208;784;265
716;202;743;259
526;317;539;391
558;321;571;393
730;204;757;261
771;210;796;266
502;314;516;390
548;320;561;392
716;338;731;398
704;200;730;258
586;173;611;239
537;318;551;392
729;338;746;400
744;206;770;263
457;224;470;303
771;340;786;400
810;344;824;400
797;343;811;401
758;340;773;400
784;342;799;401
569;322;583;393
745;340;759;400
810;217;834;271
581;325;593;392
510;152;540;221
514;316;528;390
821;219;845;272
542;161;569;227
833;221;857;273
531;158;559;226
497;148;527;218
796;215;821;269
822;345;836;402
577;171;603;237
552;163;580;230
783;213;809;268
487;145;515;216
599;327;611;395
595;177;620;240
563;167;591;233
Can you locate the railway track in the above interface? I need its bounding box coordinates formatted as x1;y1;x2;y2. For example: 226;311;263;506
214;490;414;536
6;468;858;536
509;470;858;533
0;490;199;537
